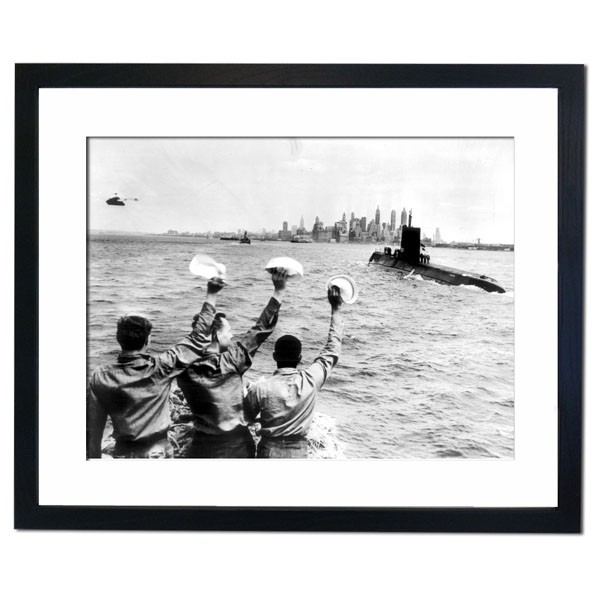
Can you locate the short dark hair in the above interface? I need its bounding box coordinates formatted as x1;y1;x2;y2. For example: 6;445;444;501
116;315;152;351
274;335;302;367
211;312;228;335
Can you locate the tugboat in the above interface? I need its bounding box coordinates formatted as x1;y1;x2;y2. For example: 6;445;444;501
368;212;506;293
239;230;251;244
290;234;313;243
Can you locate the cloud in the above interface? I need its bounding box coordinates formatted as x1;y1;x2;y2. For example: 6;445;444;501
88;138;514;242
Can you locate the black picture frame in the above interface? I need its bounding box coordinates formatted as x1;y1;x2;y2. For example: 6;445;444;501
14;64;584;532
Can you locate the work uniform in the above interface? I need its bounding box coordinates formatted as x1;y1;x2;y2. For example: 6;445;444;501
177;296;281;458
86;302;216;459
245;311;343;458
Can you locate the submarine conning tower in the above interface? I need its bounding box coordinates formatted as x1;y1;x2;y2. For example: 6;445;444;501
400;211;422;265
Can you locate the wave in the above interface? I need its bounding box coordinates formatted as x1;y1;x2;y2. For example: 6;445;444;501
89;237;515;460
435;448;464;458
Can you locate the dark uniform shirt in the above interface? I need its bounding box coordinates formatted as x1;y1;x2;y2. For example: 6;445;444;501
86;302;216;457
177;296;281;435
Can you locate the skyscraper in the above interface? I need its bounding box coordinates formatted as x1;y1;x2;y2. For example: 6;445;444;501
360;216;367;231
279;220;292;241
368;219;377;237
400;207;407;226
390;209;396;232
351;211;355;221
375;205;381;225
300;215;304;230
312;216;323;238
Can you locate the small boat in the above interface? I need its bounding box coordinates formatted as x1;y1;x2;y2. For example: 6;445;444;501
239;231;251;244
290;234;313;243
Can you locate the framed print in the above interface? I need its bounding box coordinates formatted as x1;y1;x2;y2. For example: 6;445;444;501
14;64;584;531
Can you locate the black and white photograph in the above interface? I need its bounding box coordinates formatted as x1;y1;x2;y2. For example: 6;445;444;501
87;137;514;460
5;0;595;595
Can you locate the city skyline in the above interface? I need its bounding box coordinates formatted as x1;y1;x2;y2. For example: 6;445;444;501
145;206;513;248
89;137;514;243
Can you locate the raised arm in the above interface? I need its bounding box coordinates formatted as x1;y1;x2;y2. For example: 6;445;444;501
222;268;288;373
154;277;224;378
303;286;344;390
86;379;108;459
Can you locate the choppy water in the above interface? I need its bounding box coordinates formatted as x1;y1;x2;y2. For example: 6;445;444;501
88;234;514;459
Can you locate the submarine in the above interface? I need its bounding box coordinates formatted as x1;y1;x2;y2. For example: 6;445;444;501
368;214;506;294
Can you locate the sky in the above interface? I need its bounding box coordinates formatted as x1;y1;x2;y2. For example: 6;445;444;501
88;137;514;243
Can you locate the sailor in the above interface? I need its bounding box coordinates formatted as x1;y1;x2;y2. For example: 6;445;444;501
244;285;344;459
177;268;288;458
86;278;223;459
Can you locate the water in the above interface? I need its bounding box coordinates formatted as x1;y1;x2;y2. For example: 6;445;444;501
88;234;514;459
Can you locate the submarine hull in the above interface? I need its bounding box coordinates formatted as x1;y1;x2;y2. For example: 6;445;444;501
369;251;506;294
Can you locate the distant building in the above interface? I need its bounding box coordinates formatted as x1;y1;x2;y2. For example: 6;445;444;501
375;205;381;225
278;220;292;240
390;210;396;233
383;223;395;242
315;226;334;243
312;216;324;240
367;219;377;239
400;207;407;227
349;219;361;242
297;215;307;235
334;218;348;235
360;216;367;231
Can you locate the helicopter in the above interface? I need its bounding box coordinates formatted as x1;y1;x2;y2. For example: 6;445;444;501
106;194;139;206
